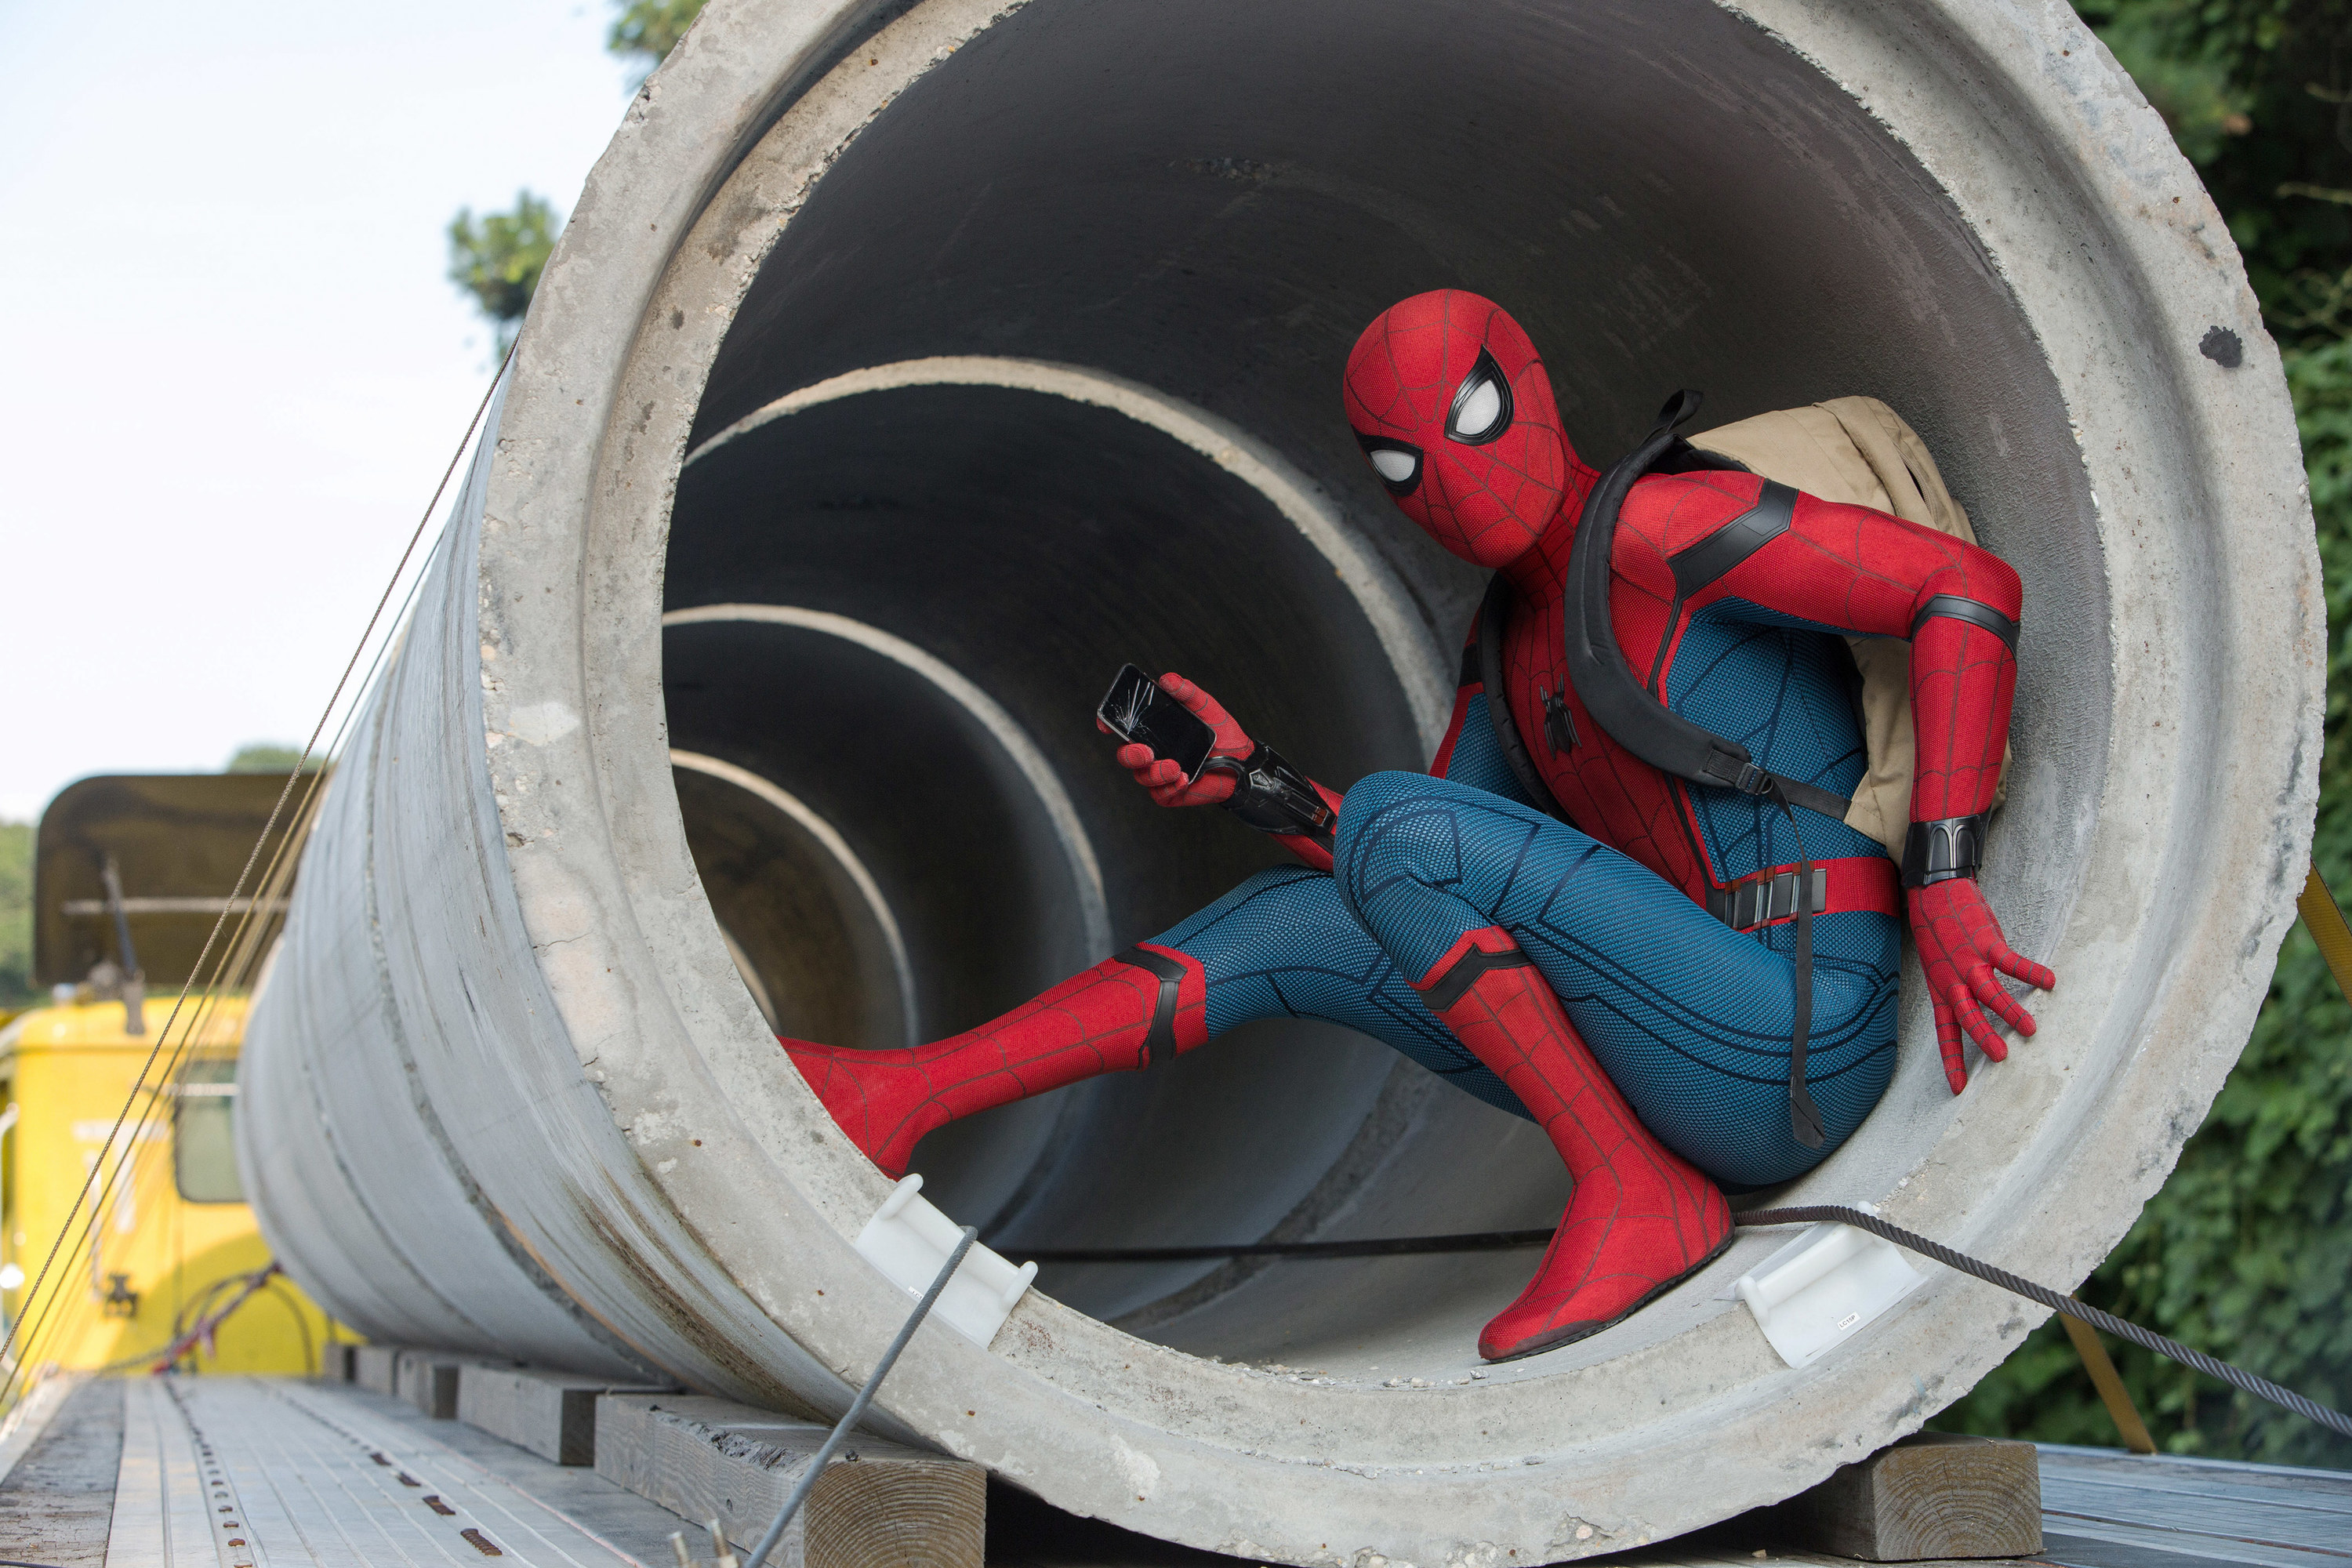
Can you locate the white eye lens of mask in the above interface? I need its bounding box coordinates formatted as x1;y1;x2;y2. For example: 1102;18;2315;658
1453;378;1504;438
1369;448;1417;483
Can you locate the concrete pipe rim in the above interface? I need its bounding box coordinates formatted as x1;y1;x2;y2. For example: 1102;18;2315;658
468;0;2318;1558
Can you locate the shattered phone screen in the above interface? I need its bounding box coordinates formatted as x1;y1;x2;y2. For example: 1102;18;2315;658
1097;664;1218;784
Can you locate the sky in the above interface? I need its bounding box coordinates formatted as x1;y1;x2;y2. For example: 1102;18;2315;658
0;0;641;822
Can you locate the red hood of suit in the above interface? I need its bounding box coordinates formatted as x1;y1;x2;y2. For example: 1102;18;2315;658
1344;289;1584;568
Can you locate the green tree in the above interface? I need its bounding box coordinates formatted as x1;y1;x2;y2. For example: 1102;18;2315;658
224;743;321;775
445;2;707;349
2073;0;2352;333
1936;0;2352;1469
0;820;31;1011
609;0;708;84
448;191;561;358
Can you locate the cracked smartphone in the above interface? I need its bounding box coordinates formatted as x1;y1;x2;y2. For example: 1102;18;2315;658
1097;664;1218;785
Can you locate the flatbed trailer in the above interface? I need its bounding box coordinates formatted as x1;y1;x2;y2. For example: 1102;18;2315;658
0;1374;2340;1568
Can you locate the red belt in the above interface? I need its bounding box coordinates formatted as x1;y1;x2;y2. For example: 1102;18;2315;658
1704;855;1900;933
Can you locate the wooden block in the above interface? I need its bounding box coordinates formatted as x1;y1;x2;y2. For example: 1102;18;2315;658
1772;1432;2042;1562
457;1365;674;1465
353;1345;403;1396
394;1351;466;1418
594;1393;984;1568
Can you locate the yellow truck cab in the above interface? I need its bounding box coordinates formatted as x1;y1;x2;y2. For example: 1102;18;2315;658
2;774;335;1376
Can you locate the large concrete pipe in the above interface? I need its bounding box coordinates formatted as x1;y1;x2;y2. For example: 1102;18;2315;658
239;1;2321;1560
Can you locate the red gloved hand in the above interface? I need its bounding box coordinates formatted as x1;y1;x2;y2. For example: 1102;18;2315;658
1905;879;2056;1094
1097;672;1252;807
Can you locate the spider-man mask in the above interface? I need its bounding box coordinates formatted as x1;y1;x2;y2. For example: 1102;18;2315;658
1343;289;1571;568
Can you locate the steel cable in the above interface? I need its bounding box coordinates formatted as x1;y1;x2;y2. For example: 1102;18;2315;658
1018;1207;2352;1440
0;772;326;1395
1740;1207;2352;1439
9;535;437;1392
741;1227;978;1568
0;341;511;1409
1020;1230;1553;1263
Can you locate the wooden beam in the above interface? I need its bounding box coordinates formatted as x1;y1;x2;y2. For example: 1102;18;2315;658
394;1351;469;1419
1768;1432;2042;1562
2060;1313;2159;1455
596;1393;984;1568
2297;864;2352;1005
352;1344;404;1396
456;1365;676;1465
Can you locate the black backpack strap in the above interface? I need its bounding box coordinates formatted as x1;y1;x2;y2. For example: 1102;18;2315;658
1562;390;1842;1149
1473;575;1571;822
1563;390;1853;826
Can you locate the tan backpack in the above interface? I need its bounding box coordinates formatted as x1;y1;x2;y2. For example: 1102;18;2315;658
1688;397;2011;856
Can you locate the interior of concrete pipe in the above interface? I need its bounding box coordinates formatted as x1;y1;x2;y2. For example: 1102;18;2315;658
657;0;2100;1363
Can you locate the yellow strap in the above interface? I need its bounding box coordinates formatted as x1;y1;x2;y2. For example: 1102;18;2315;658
2060;1312;2158;1454
2298;864;2352;1005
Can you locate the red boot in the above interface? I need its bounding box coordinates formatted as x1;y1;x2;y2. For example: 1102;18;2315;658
1415;927;1733;1361
782;945;1206;1176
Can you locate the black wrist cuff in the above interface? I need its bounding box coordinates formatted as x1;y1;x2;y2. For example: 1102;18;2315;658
1902;814;1988;888
1208;743;1335;843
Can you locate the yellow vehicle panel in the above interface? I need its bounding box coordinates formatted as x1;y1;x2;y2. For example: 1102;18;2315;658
0;996;337;1375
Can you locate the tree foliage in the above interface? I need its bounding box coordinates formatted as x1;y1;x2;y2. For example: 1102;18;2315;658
1935;0;2352;1470
448;191;561;357
608;0;707;82
0;819;31;1011
2074;0;2352;335
224;743;321;775
445;2;708;348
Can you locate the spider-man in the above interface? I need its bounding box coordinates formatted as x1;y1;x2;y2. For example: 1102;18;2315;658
782;290;2056;1362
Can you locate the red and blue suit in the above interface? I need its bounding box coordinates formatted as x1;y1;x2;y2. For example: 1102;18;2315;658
782;290;2055;1362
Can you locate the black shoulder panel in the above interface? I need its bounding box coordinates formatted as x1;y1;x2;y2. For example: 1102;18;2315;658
1668;481;1797;598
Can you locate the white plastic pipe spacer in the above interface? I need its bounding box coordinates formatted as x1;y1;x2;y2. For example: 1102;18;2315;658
1733;1206;1926;1369
853;1174;1039;1347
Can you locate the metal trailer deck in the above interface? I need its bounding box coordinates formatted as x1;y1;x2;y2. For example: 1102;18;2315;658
0;1376;2341;1568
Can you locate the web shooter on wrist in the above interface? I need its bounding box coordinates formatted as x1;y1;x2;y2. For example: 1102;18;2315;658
1096;665;1334;843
